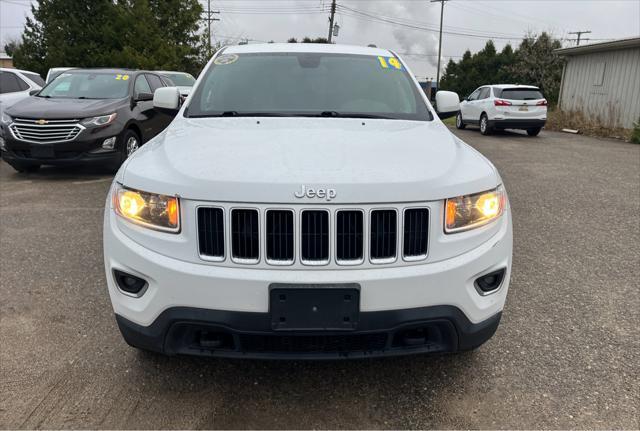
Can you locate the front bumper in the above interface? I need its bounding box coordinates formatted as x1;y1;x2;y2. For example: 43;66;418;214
104;201;512;358
0;125;122;166
116;305;502;359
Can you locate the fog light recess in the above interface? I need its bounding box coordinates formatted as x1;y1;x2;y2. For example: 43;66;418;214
475;268;506;295
102;136;117;150
113;270;148;296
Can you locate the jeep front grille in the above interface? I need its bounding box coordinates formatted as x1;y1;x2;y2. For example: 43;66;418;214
231;209;259;262
266;210;294;264
403;208;429;259
9;118;83;144
336;210;364;263
197;205;430;266
301;210;329;264
197;207;224;260
370;210;397;262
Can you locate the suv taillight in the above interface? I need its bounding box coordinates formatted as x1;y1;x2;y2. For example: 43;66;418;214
494;99;512;106
536;99;548;106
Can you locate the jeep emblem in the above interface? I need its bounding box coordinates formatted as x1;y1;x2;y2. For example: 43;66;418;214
294;185;336;201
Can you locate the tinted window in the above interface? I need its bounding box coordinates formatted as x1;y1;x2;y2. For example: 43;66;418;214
22;72;45;87
188;52;431;121
498;88;544;100
39;72;130;99
160;72;195;87
478;87;490;99
0;72;26;94
134;75;152;97
145;74;164;91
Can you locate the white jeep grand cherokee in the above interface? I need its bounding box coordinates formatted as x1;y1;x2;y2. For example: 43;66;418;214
103;44;513;359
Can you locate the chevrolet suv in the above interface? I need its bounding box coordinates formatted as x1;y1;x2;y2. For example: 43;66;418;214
456;84;547;136
1;68;174;172
104;44;513;359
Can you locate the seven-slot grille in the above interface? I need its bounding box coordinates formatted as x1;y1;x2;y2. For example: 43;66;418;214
9;118;83;144
197;206;429;265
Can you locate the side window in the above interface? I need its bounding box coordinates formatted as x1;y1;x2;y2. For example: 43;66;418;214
0;72;25;94
468;89;481;101
134;75;152;98
145;74;164;92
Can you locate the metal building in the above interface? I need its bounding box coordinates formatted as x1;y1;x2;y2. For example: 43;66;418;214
556;37;640;129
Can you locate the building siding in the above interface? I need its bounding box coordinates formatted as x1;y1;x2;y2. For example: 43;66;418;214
559;46;640;129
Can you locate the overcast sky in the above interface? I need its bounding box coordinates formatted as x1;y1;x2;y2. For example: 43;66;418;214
1;0;639;79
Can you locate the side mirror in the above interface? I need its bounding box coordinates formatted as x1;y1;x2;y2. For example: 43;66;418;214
153;87;180;112
435;90;460;119
135;92;153;102
29;89;40;96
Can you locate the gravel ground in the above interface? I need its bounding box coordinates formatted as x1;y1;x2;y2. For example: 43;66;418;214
0;128;638;429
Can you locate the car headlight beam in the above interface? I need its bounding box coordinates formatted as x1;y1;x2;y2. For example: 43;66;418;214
445;186;506;233
114;184;180;233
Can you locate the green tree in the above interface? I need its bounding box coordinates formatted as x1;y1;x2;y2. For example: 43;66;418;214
12;0;208;78
438;34;563;104
288;37;329;44
509;32;564;104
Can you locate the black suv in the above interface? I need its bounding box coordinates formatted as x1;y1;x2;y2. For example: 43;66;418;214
0;68;176;172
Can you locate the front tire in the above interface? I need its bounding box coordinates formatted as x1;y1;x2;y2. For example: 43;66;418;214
527;127;542;137
7;161;41;173
455;111;466;129
479;114;492;135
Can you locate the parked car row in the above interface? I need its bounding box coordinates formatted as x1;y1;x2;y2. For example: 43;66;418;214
0;67;195;172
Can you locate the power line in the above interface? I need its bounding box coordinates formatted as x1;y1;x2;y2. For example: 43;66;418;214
327;0;337;42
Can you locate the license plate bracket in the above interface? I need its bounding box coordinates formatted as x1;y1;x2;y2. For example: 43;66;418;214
270;284;360;331
31;146;54;158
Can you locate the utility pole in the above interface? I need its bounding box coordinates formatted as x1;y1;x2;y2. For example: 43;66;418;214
430;0;447;90
202;0;220;56
568;30;591;46
327;0;337;43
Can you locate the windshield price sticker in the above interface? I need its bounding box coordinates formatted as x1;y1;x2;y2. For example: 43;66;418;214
378;56;405;71
214;54;239;65
115;74;130;80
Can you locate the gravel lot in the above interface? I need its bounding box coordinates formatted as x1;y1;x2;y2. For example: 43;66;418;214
0;128;638;429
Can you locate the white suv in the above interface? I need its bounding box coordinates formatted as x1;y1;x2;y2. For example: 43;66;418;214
0;68;44;109
456;84;547;136
103;44;513;359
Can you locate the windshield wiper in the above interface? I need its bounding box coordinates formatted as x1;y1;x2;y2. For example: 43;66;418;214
189;111;290;118
311;111;395;120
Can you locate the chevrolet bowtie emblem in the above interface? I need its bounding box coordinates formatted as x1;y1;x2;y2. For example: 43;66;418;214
35;119;48;125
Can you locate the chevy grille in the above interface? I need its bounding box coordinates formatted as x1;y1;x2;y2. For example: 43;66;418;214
9;118;83;144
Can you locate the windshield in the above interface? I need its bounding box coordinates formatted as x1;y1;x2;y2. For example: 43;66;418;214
498;88;544;100
23;72;45;87
39;72;131;99
161;73;195;87
187;52;431;120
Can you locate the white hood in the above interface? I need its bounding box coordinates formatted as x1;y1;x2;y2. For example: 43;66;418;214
121;117;498;204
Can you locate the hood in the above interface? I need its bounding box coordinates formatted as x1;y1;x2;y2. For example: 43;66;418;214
121;117;498;204
6;96;127;119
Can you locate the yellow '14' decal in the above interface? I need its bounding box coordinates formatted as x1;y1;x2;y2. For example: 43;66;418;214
378;56;404;71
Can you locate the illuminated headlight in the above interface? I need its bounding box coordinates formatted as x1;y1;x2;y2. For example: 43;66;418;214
445;186;506;233
114;184;180;233
81;113;117;128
